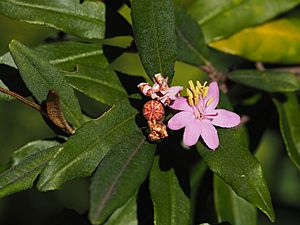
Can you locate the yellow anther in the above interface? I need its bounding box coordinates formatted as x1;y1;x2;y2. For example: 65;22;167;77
188;97;194;106
206;96;214;107
203;86;209;98
194;96;199;105
187;80;211;106
188;80;195;91
187;88;193;98
195;86;201;96
191;89;197;98
196;81;202;90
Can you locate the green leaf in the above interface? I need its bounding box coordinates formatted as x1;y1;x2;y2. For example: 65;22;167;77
214;174;257;225
89;133;155;224
9;40;84;128
11;140;60;166
173;4;246;69
150;156;191;225
1;42;128;106
0;145;61;198
65;65;127;107
37;100;140;191
104;194;138;225
273;93;300;170
189;0;300;42
196;129;275;222
0;80;14;101
1;41;104;70
175;4;210;66
0;0;105;39
0;52;15;68
210;17;300;64
131;0;177;80
229;70;300;92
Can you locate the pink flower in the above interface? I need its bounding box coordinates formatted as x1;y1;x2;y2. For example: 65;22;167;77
138;73;182;105
167;81;240;150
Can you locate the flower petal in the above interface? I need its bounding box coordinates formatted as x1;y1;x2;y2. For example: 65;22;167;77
211;109;240;128
161;86;183;100
183;121;202;146
200;120;219;150
205;81;219;111
168;111;194;130
169;97;193;111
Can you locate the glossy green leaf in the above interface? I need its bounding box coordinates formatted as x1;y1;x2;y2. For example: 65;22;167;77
150;156;191;225
174;4;246;69
65;65;127;107
175;5;210;66
9;40;84;128
229;70;300;92
196;129;275;222
214;174;257;225
11;140;59;166
104;194;138;225
0;145;61;198
189;0;300;42
89;133;155;224
0;0;105;39
273;93;300;170
1;41;104;70
131;0;177;80
1;42;127;106
37;100;140;191
210;17;300;64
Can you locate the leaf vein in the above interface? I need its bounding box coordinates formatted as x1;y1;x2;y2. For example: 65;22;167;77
1;0;105;24
93;137;145;217
40;112;137;188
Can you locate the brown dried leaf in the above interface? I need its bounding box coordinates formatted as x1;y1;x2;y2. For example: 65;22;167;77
46;90;75;134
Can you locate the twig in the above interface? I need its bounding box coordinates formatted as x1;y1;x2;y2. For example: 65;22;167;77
200;63;228;93
0;87;74;134
0;87;43;114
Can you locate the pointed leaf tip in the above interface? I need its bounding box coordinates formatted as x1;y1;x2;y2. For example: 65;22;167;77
197;129;275;222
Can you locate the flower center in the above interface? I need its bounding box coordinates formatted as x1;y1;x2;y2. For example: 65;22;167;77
193;106;204;120
186;80;218;120
186;80;209;106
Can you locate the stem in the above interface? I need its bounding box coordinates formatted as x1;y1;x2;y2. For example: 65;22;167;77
0;87;75;134
0;87;43;113
200;63;228;93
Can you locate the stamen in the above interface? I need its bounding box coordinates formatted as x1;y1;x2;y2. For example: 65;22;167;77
194;96;199;105
187;88;193;98
188;80;195;91
188;97;194;106
187;89;194;106
206;96;214;107
203;86;209;98
196;81;202;89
